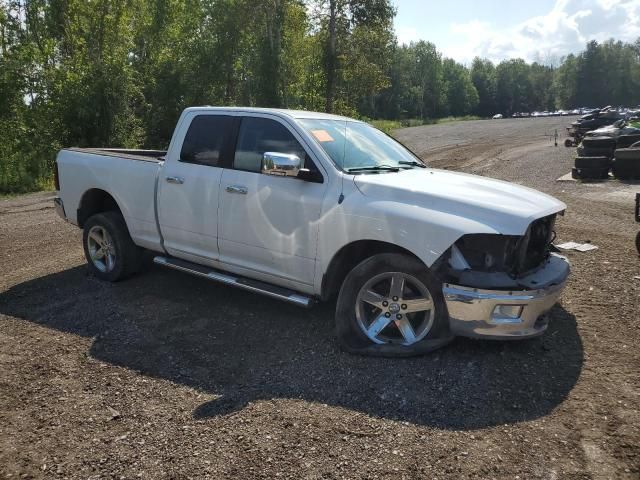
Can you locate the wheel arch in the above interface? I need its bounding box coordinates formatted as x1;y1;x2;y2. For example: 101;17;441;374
320;240;425;301
77;188;124;228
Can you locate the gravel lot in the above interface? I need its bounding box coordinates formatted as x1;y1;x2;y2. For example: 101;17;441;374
1;116;639;479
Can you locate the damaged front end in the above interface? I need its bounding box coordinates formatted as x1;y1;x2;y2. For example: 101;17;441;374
435;214;570;339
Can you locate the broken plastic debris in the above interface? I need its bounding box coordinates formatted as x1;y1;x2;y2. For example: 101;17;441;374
556;242;598;252
575;244;598;252
556;242;581;250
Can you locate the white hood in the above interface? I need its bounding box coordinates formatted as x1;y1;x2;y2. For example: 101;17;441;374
353;168;566;235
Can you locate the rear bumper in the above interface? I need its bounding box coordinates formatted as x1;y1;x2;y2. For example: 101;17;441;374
53;196;67;221
443;254;570;340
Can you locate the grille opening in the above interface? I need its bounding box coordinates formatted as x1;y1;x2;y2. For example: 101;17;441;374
450;214;557;280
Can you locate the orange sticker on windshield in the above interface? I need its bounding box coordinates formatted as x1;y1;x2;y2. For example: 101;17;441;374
311;129;334;142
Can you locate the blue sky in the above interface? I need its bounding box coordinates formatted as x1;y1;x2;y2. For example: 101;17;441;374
393;0;640;64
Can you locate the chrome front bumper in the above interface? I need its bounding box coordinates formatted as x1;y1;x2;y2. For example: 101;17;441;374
443;254;570;340
53;196;67;220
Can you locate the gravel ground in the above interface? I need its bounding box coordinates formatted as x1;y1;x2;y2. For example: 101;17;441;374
1;116;639;479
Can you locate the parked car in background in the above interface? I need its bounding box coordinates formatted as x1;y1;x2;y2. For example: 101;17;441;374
54;107;570;356
492;114;503;119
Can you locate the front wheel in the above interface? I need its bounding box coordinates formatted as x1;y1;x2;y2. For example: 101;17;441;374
335;253;453;357
83;211;142;282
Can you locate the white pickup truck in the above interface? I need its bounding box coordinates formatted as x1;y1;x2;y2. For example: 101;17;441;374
54;107;570;356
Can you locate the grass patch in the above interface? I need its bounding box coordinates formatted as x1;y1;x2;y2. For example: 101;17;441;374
36;176;56;192
429;115;483;125
369;118;426;134
369;116;483;134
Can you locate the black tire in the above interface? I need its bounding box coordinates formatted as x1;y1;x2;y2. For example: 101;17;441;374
572;166;609;180
616;134;640;149
614;148;640;161
612;162;640;180
82;211;143;282
335;253;453;357
576;145;614;158
636;231;640;255
574;156;611;169
614;156;640;169
564;138;574;148
582;136;617;148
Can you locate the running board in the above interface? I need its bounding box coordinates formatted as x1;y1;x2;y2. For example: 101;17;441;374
153;256;314;308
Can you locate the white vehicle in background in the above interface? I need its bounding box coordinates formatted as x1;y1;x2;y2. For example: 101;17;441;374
54;107;570;356
492;113;503;119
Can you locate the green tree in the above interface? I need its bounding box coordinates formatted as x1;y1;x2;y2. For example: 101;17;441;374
529;62;555;111
4;0;640;194
495;58;532;115
553;53;577;108
441;58;478;116
309;0;395;113
412;40;445;119
470;57;497;117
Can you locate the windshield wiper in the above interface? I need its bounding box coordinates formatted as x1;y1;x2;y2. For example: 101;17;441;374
398;160;427;168
346;165;400;173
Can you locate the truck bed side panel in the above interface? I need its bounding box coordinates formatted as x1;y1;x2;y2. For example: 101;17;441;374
56;149;163;251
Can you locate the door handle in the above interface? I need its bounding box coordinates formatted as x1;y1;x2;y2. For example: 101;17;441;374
166;176;184;185
226;185;248;195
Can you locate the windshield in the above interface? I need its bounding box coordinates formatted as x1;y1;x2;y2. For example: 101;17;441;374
298;119;424;172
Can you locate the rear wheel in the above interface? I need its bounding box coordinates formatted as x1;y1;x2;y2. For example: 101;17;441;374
83;211;143;281
335;253;452;357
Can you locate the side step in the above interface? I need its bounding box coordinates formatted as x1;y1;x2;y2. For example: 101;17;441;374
153;256;314;308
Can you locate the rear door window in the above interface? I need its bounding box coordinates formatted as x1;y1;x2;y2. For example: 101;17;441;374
180;115;233;167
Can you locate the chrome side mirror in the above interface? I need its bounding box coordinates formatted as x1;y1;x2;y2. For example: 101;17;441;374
262;152;301;177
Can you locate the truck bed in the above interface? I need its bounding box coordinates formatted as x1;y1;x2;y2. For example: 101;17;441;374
65;148;166;163
56;147;165;251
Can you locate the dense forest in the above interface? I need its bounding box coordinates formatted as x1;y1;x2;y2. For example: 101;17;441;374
2;0;640;193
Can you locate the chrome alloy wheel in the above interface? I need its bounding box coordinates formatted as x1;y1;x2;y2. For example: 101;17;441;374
355;272;436;346
87;225;116;273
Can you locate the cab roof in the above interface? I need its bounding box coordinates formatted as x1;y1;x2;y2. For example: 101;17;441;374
183;106;360;122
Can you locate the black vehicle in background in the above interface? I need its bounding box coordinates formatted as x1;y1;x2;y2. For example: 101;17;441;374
565;107;625;147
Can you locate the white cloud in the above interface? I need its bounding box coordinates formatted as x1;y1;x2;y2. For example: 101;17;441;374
439;0;640;64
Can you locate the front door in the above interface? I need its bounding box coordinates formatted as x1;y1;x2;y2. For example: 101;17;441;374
218;115;326;286
157;113;234;264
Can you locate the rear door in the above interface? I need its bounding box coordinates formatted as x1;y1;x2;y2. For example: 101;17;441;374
218;115;326;286
157;113;235;265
